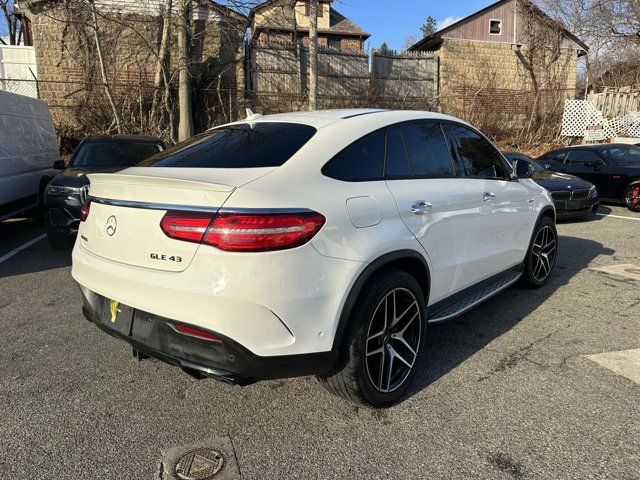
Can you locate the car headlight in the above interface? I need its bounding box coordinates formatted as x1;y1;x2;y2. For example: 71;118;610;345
47;185;79;196
589;185;598;196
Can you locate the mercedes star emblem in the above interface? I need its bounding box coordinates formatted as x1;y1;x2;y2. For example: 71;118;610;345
106;215;117;236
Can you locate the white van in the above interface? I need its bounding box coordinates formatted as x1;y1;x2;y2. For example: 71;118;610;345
0;90;60;222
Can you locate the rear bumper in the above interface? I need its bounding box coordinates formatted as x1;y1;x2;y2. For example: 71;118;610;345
72;239;363;357
80;288;337;384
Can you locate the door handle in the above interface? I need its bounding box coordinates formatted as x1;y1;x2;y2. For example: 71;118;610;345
411;200;433;216
482;192;496;202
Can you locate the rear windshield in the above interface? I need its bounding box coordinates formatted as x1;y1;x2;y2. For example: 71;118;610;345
139;123;317;168
71;140;164;167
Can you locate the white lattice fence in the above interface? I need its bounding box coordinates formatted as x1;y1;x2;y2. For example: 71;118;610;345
561;99;640;139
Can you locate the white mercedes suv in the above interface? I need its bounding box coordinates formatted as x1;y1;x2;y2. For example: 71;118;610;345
72;109;557;408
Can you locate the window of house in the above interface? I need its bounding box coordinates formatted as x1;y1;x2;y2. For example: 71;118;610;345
328;36;341;50
304;2;324;17
489;19;502;35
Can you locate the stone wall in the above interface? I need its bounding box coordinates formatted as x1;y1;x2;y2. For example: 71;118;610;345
438;38;578;121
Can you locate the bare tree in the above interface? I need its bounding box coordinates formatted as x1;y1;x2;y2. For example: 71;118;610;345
516;1;574;138
403;35;420;50
595;0;640;44
1;0;21;44
88;0;122;133
177;0;193;141
150;0;173;124
308;0;319;110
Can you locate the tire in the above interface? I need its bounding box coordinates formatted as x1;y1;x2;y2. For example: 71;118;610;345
623;182;640;212
47;229;74;250
317;270;426;408
520;216;558;288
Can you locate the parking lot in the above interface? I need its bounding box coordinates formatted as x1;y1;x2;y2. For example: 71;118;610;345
0;206;638;479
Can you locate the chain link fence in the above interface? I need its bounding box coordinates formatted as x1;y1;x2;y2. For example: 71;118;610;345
1;77;581;153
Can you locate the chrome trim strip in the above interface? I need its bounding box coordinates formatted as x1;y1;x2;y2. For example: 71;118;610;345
89;196;314;215
89;196;220;213
218;206;314;214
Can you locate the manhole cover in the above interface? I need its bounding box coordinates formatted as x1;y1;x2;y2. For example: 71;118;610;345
174;448;224;480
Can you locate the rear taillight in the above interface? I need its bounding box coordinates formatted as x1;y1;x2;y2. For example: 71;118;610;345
160;210;325;252
160;211;213;243
80;200;91;222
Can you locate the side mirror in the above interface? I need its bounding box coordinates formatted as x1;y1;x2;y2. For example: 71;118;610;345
53;159;66;170
512;159;533;179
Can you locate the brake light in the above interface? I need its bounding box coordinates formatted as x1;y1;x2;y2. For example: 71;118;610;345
80;200;91;222
160;211;213;243
203;212;326;252
160;210;326;252
175;324;222;342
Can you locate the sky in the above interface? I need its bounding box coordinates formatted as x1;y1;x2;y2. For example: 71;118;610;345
1;0;492;50
334;0;495;50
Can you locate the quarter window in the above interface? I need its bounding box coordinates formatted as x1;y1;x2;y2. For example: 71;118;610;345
322;130;385;181
607;146;640;165
443;124;506;179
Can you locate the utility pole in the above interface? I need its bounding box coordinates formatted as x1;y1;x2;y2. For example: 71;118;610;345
177;0;194;141
308;0;319;110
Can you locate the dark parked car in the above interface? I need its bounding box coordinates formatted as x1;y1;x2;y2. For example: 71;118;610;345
44;135;165;248
504;152;599;220
536;144;640;212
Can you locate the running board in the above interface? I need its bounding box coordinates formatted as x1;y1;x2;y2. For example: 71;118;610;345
427;267;523;324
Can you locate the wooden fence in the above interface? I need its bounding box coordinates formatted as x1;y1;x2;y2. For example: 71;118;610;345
247;42;439;102
371;49;439;99
587;88;640;117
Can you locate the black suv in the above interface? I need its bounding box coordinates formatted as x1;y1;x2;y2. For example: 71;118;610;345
44;135;165;248
537;144;640;211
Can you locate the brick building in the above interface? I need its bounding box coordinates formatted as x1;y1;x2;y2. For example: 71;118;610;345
15;0;248;131
249;0;370;51
409;0;588;117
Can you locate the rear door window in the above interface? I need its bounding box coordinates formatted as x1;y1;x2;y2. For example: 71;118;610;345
322;130;385;181
565;150;602;165
140;123;317;168
398;122;455;177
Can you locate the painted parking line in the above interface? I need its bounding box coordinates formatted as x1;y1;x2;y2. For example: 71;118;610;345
586;349;640;385
0;233;47;265
596;213;640;222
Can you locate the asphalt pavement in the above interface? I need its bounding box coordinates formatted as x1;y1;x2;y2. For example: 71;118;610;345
0;205;638;479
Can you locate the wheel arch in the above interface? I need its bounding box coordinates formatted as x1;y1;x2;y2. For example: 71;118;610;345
331;249;431;352
539;205;556;224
